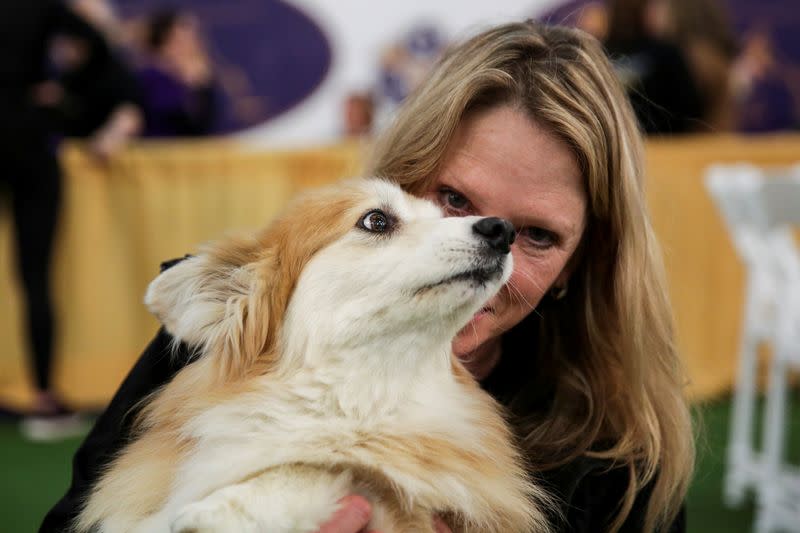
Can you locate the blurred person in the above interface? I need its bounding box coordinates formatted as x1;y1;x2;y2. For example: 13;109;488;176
137;9;218;137
342;91;374;138
69;0;122;45
44;22;692;533
574;2;609;41
605;0;705;134
42;28;142;158
0;0;137;439
733;29;798;132
663;0;739;131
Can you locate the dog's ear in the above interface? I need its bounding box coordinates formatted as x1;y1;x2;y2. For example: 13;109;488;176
145;241;278;380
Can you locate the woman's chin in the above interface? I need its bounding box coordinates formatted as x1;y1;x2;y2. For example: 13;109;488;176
451;317;502;380
455;305;494;341
452;327;485;361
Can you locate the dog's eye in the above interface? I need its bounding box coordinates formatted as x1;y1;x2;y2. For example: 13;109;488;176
359;210;391;233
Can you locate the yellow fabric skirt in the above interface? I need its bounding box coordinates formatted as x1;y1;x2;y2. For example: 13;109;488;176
1;135;797;408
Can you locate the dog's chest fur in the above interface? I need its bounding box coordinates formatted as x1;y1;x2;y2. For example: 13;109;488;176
170;364;514;510
83;357;540;532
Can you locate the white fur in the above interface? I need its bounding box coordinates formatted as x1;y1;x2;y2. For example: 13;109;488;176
82;179;544;533
144;256;255;356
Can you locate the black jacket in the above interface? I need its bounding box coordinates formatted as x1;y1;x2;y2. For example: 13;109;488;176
605;38;704;135
0;0;138;142
0;1;102;132
41;261;686;532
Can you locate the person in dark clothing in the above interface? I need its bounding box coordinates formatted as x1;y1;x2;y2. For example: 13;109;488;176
51;34;140;140
39;17;142;158
0;124;60;408
137;9;217;137
42;22;692;532
0;0;138;433
604;0;705;134
667;0;739;131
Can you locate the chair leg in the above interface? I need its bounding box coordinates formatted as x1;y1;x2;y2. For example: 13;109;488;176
725;280;762;507
755;344;790;533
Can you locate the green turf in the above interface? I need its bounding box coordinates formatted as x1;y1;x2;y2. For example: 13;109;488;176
0;424;84;532
686;400;757;533
686;392;800;533
0;394;797;532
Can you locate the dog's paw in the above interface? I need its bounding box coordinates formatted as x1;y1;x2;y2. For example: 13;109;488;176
171;500;255;533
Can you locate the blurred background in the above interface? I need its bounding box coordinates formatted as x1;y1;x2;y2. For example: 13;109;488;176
1;0;799;531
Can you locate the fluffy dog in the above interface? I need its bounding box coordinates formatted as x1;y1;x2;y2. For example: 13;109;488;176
76;179;551;533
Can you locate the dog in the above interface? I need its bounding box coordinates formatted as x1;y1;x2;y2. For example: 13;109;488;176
76;178;551;533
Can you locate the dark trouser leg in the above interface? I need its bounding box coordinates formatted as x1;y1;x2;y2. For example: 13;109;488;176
11;146;61;392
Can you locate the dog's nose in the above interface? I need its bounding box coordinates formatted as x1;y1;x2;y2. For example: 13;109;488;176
472;217;515;254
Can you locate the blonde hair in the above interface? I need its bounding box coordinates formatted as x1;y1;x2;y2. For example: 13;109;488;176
368;21;693;532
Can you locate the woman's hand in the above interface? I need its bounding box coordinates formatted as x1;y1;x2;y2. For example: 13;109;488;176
316;495;452;533
317;495;373;533
88;104;141;160
432;516;452;532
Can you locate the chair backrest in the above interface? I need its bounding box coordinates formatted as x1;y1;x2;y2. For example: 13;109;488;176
757;168;800;286
759;165;800;228
706;163;800;360
705;164;775;271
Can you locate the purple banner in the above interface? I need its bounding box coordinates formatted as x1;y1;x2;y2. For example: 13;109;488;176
116;0;332;133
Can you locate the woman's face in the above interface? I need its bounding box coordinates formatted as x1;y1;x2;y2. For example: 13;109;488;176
164;15;203;57
425;105;587;379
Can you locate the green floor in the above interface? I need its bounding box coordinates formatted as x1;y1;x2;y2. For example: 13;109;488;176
0;423;85;533
0;396;797;533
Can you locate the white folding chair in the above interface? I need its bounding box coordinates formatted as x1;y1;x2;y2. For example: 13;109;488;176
706;164;800;532
752;169;800;533
706;165;779;506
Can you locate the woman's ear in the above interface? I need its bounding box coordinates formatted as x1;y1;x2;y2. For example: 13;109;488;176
552;263;574;295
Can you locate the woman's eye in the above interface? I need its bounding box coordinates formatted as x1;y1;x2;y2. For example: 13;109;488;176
520;227;558;249
359;210;390;233
446;191;468;209
438;188;470;213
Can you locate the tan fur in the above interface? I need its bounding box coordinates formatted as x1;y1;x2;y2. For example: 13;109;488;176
77;179;550;533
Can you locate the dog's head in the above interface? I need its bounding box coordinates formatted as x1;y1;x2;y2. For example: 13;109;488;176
145;179;513;380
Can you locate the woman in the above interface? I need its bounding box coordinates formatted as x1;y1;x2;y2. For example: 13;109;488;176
2;0;138;441
666;0;738;132
41;22;693;532
46;24;142;158
136;9;217;137
604;0;704;134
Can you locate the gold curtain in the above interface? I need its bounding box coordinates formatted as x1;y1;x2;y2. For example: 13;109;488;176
645;134;799;401
0;140;365;408
1;135;798;408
